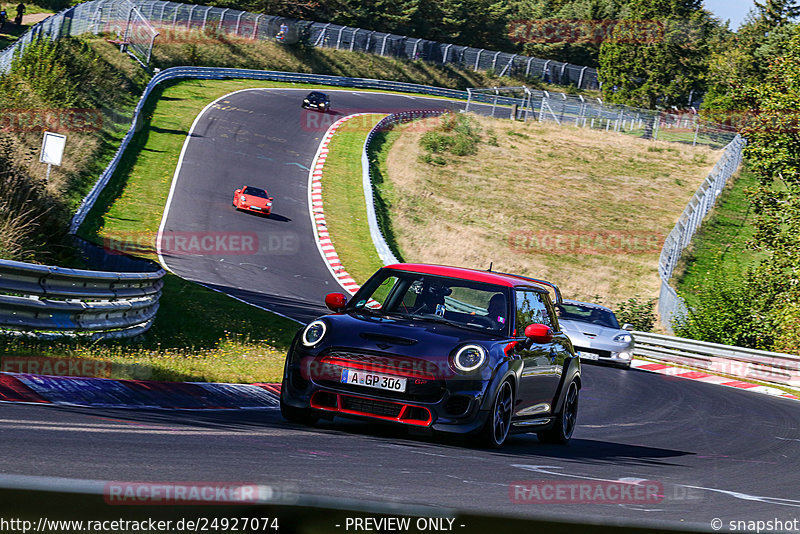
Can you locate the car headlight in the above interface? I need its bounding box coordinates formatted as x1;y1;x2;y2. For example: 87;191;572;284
303;99;309;103
240;196;246;202
452;344;486;372
613;333;632;343
302;320;327;347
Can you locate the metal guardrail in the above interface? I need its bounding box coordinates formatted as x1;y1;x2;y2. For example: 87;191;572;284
0;258;165;339
361;110;447;266
633;331;800;389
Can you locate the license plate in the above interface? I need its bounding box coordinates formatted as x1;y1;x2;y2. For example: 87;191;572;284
341;369;407;392
580;352;599;361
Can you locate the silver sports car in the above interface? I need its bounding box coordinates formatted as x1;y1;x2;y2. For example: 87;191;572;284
556;300;635;368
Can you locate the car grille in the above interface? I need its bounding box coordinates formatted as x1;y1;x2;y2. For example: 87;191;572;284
342;396;402;418
310;391;432;426
314;350;446;402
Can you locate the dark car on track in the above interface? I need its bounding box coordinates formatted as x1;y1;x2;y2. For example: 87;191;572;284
302;91;330;112
280;264;581;447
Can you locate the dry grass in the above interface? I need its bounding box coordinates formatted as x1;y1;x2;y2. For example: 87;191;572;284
384;114;720;303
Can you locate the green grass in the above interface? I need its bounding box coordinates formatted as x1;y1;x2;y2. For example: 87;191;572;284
319;114;387;284
675;163;765;305
0;273;297;383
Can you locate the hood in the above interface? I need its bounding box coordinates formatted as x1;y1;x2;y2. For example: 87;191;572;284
559;318;625;344
316;311;505;359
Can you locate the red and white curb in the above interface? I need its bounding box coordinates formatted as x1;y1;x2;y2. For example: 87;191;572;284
307;113;372;295
630;359;800;401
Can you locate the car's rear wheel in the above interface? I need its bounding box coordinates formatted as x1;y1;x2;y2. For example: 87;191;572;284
538;380;578;444
280;394;319;425
481;380;513;448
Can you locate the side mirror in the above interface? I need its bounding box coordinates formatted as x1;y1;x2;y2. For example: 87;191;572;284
524;323;554;344
325;292;347;312
622;323;634;331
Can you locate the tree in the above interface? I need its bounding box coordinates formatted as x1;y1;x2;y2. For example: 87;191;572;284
597;0;716;108
754;0;800;28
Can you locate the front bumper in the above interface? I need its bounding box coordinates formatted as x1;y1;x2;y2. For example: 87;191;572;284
282;359;491;434
576;346;633;366
242;204;271;215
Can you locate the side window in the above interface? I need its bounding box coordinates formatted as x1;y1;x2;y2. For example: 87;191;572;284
515;290;553;331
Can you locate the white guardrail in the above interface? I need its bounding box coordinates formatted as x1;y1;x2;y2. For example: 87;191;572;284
633;331;800;389
0;258;164;340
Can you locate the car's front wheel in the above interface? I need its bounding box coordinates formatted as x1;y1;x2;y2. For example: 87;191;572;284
280;395;319;425
481;380;513;448
538;380;578;444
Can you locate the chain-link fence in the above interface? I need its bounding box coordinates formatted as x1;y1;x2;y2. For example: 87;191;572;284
657;135;746;331
0;0;599;89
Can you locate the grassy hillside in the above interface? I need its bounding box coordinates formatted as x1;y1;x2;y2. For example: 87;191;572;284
376;113;720;309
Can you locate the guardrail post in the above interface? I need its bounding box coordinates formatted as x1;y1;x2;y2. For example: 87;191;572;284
466;88;473;112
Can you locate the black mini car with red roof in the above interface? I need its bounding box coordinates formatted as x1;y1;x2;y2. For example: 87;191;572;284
280;263;581;447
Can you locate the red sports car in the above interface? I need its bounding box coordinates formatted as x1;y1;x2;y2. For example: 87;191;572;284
233;186;273;216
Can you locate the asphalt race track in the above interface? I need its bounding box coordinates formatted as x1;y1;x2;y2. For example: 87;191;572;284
157;89;470;323
3;363;800;528
2;89;799;530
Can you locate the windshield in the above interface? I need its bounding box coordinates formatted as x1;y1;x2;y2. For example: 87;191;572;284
242;187;268;198
350;269;511;335
556;303;620;329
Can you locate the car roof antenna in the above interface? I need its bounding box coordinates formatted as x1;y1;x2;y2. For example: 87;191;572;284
488;262;493;272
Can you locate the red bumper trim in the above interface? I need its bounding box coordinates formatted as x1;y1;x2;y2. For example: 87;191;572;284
310;391;432;427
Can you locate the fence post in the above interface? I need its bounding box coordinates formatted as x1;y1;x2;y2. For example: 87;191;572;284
201;6;210;31
217;8;229;33
491;87;498;117
474;49;482;71
234;11;244;36
443;43;452;65
466;88;473;112
337;26;345;49
171;4;179;29
412;38;419;59
542;59;550;81
350;28;357;51
380;33;388;56
187;4;196;30
693;120;700;146
252;13;262;39
491;51;500;71
578;66;587;90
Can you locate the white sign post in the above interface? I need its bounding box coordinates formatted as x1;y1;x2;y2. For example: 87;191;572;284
40;131;66;181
